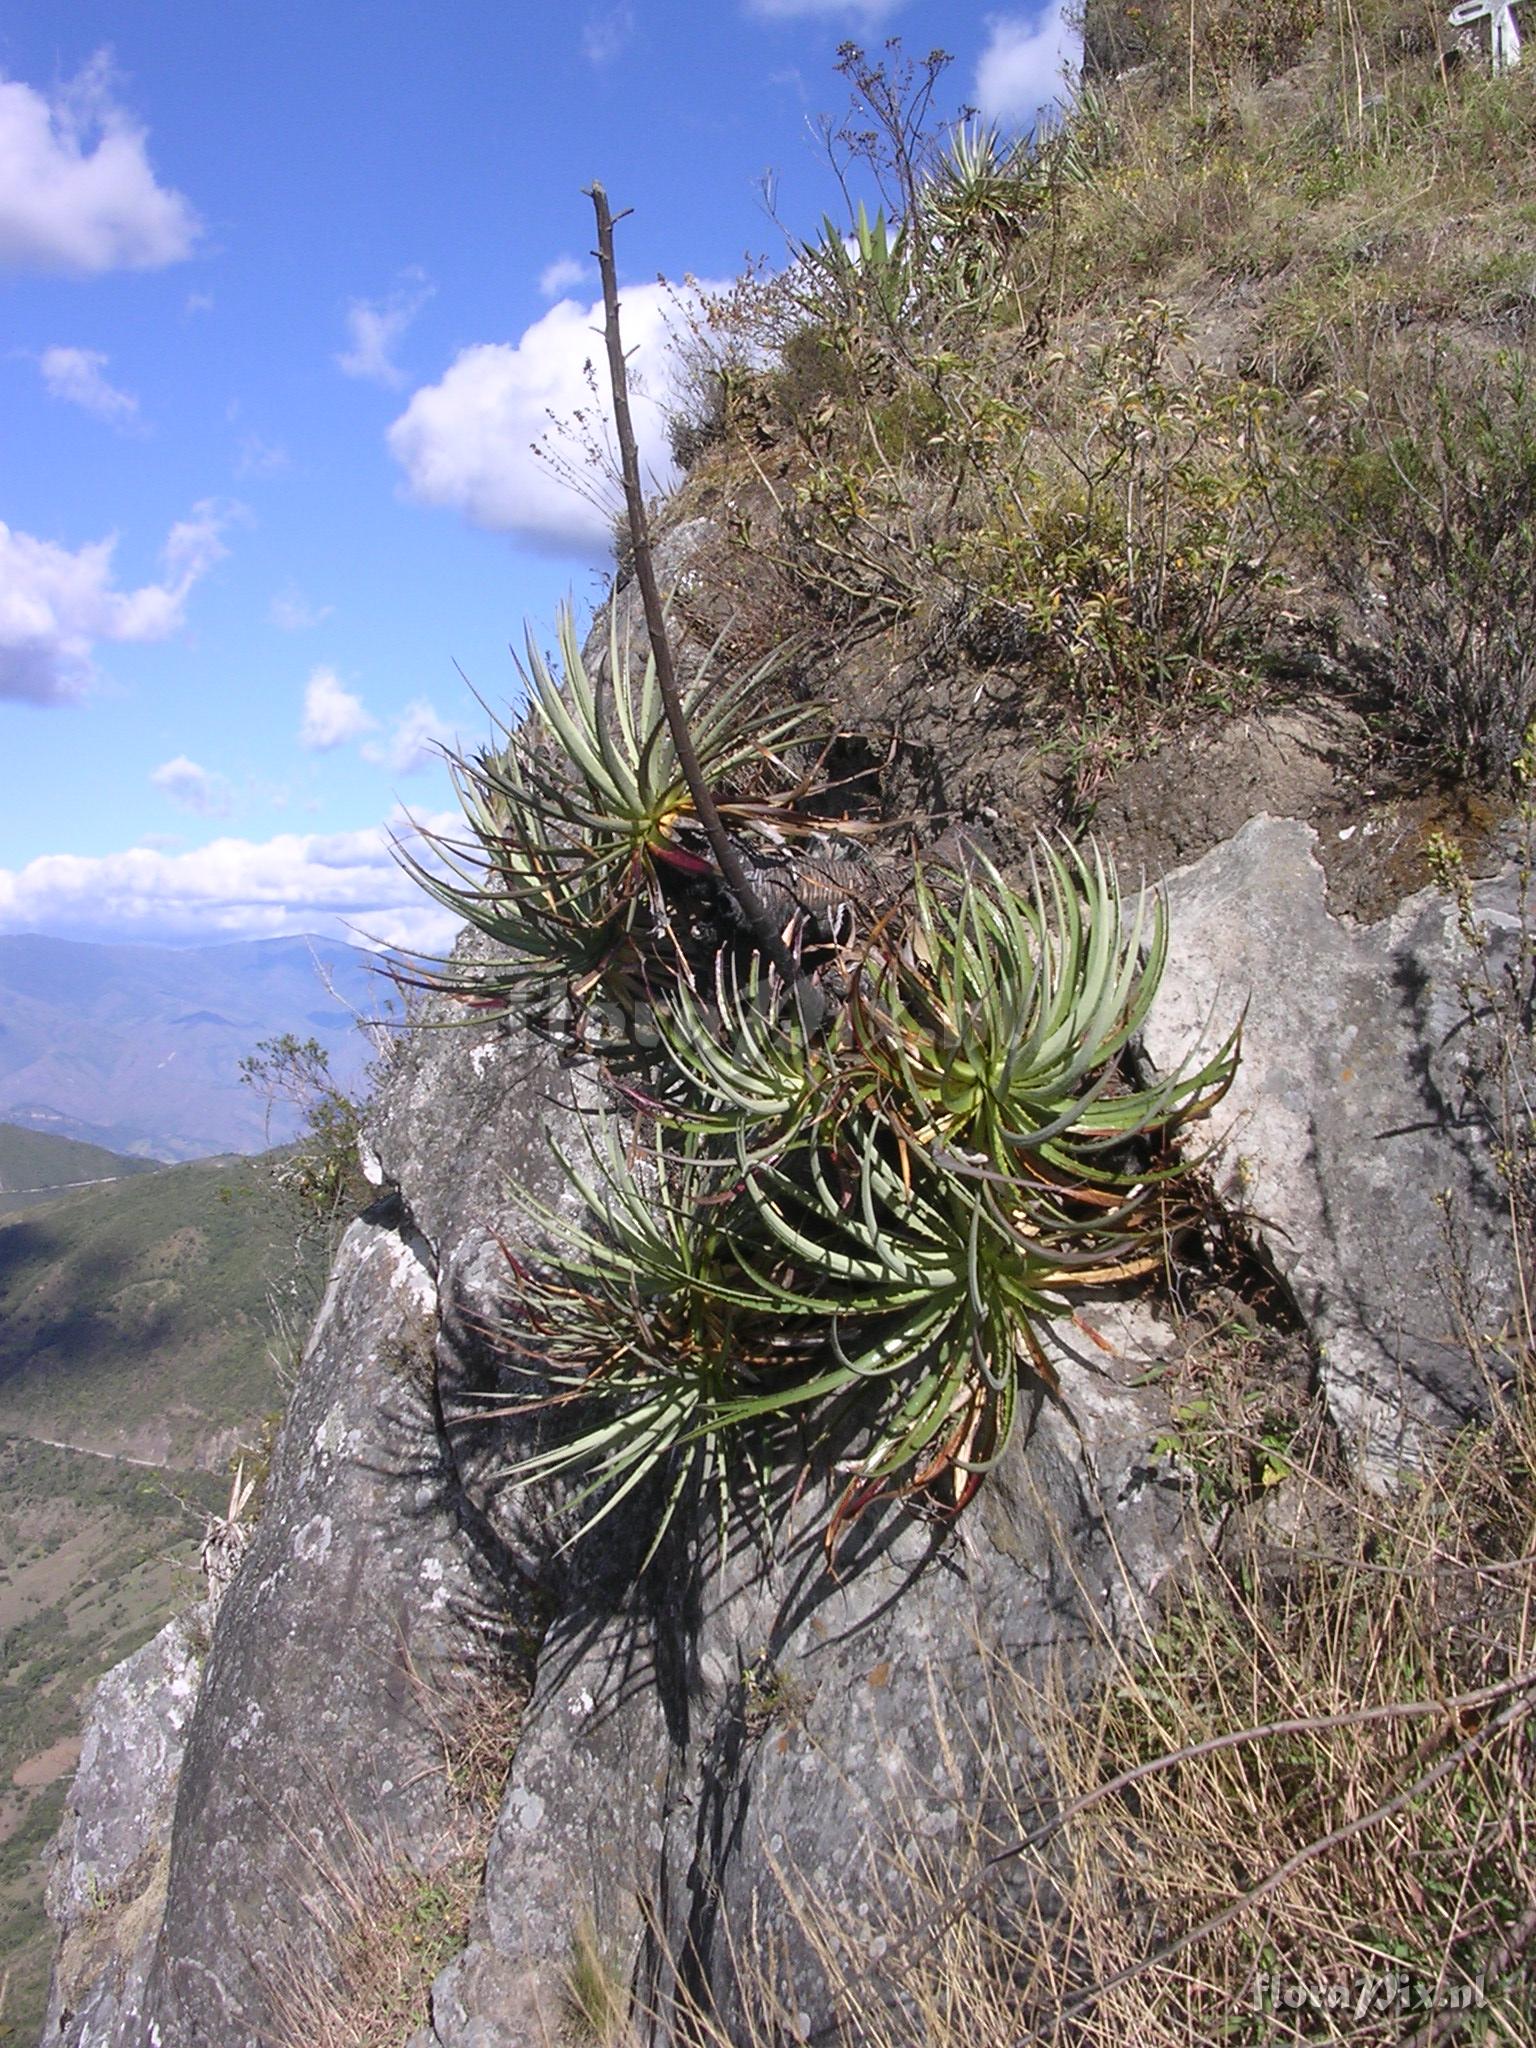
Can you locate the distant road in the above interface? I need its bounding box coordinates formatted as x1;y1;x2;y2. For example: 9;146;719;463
0;1175;134;1196
16;1433;168;1472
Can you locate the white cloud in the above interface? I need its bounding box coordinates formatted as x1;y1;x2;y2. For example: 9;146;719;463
387;280;719;559
363;698;454;776
0;51;200;274
150;755;232;817
162;501;233;584
0;500;232;704
235;433;289;479
0;814;463;951
538;254;589;299
582;5;636;63
336;269;434;388
300;667;376;750
38;345;141;428
270;588;331;632
974;6;1080;125
743;0;905;18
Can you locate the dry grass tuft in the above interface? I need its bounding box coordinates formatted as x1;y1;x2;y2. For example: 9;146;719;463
563;1911;633;2046
281;1853;481;2048
267;1652;530;2048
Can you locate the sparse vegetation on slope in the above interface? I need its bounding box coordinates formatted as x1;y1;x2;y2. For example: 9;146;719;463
0;1440;227;2046
0;1154;334;2043
0;1155;323;1463
663;20;1536;836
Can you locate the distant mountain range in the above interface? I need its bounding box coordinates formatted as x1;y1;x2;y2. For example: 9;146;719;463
0;933;397;1160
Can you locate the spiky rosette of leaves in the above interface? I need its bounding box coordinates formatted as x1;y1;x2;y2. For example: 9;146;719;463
641;950;869;1149
390;602;816;1014
852;839;1238;1192
797;201;910;328
478;830;1235;1561
733;1110;1169;1542
494;1111;1045;1558
493;1121;845;1557
925;122;1044;247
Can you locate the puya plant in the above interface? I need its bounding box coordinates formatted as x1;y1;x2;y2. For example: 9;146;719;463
392;603;819;1028
467;827;1235;1562
395;185;1237;1563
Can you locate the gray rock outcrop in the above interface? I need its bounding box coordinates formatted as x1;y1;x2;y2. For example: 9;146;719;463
1143;815;1517;1478
465;1298;1181;2045
42;1608;207;2048
41;815;1526;2045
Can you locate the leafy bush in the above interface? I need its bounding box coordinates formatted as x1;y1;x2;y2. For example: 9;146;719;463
239;1034;371;1223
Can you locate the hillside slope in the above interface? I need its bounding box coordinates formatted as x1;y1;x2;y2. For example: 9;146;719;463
0;1153;333;2044
661;23;1535;906
0;1441;227;2048
0;1124;160;1219
0;1154;325;1467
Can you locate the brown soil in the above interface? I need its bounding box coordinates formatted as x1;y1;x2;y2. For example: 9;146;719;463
12;1735;81;1791
1091;703;1510;919
814;641;1512;922
1091;701;1363;887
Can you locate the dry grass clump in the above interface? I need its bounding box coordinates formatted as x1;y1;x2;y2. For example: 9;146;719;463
564;1911;633;2046
268;1658;530;2048
284;1854;481;2048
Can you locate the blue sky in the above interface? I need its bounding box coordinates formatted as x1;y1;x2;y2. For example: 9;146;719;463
0;0;1076;953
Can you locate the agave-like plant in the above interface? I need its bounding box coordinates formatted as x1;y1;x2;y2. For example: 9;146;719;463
473;825;1234;1559
735;1101;1173;1534
925;122;1041;240
796;201;911;331
488;837;1230;1555
740;1129;1041;1452
641;949;866;1150
852;840;1237;1189
495;1120;847;1557
391;603;816;1013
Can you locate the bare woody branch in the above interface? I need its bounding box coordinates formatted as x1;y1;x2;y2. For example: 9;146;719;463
586;180;823;1031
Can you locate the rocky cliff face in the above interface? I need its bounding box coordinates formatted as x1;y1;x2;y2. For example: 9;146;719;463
39;799;1521;2047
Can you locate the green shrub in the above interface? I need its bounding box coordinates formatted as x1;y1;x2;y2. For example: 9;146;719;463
238;1034;372;1224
